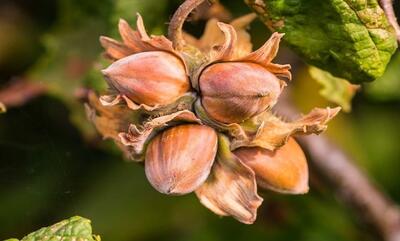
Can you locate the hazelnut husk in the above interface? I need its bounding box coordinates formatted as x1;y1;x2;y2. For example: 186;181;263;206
99;14;191;110
194;23;290;124
86;2;341;225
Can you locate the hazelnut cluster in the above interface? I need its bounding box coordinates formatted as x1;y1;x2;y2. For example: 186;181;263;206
86;3;339;224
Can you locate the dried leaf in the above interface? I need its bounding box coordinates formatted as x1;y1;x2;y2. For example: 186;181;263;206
183;14;256;58
100;92;197;116
240;32;282;64
102;14;184;62
195;135;263;224
85;91;140;160
99;36;134;60
119;110;201;160
230;107;341;150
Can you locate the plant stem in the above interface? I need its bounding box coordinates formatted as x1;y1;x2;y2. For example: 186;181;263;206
277;98;400;241
380;0;400;43
168;0;207;50
0;78;46;108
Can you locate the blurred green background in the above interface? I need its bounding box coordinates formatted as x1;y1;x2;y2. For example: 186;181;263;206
0;0;399;240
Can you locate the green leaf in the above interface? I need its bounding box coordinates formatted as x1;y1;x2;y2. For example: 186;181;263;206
309;66;359;112
365;51;400;101
246;0;398;83
4;216;100;241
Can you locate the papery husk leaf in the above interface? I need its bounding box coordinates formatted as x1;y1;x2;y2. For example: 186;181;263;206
118;14;176;54
100;92;197;116
183;14;256;58
239;32;291;81
118;110;202;161
241;32;282;64
195;134;263;224
101;14;185;64
99;36;135;60
234;138;309;194
229;13;257;58
211;22;237;61
194;99;250;139
230;107;341;151
186;15;256;89
85;91;140;160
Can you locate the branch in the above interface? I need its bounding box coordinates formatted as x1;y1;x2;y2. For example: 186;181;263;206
278;100;400;241
168;0;207;50
0;78;46;108
380;0;400;43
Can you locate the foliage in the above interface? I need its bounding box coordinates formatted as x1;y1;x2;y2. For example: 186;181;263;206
4;216;99;241
365;50;400;101
309;66;359;112
0;0;400;240
246;0;398;83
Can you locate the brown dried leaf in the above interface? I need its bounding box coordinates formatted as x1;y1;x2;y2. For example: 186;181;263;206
100;92;197;116
229;13;257;58
194;99;249;139
211;22;237;61
264;63;292;81
85;91;140;160
183;14;256;58
240;32;283;64
119;110;201;160
230;107;341;150
195;135;263;224
102;14;183;62
99;36;134;60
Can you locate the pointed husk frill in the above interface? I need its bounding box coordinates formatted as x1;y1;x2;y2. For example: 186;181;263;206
195;99;341;151
100;14;192;113
192;21;291;124
86;91;201;161
195;134;263;224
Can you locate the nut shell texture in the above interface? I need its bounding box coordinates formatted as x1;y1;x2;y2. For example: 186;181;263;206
145;124;218;195
234;138;309;194
199;62;281;123
102;51;189;106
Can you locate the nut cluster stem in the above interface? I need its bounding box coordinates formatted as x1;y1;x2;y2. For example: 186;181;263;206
168;0;207;50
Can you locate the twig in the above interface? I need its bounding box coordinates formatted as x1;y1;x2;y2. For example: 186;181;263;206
278;100;400;241
0;78;46;108
168;0;207;50
380;0;400;43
